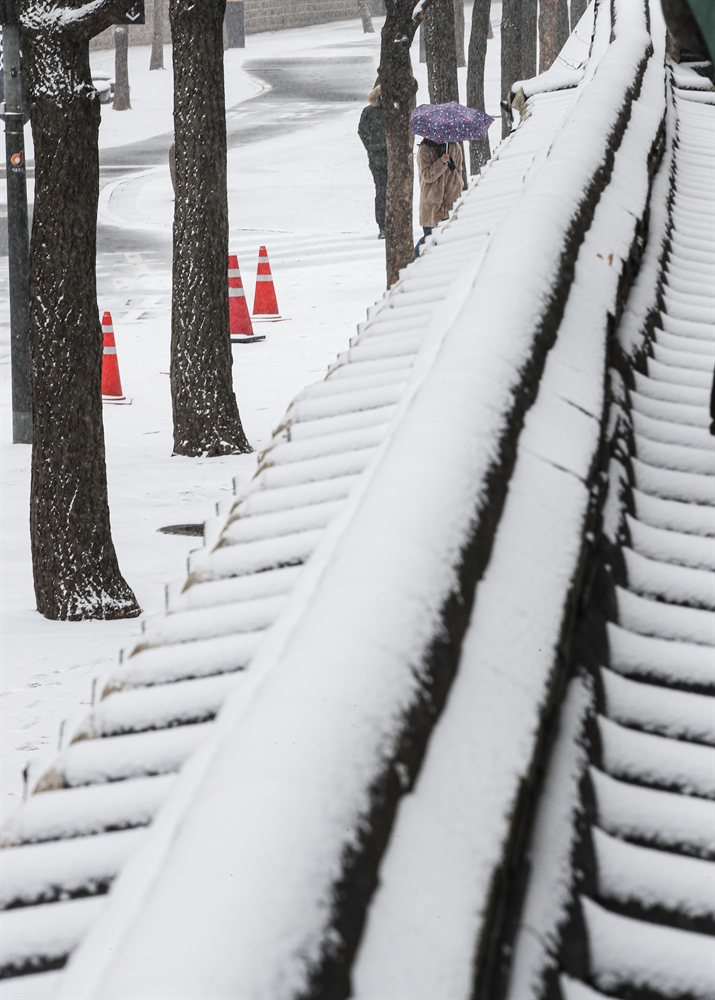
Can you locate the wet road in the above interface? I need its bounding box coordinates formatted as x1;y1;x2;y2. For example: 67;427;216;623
1;51;376;256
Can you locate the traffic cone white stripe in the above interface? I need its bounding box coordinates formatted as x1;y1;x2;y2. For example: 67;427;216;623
228;253;259;339
252;245;280;318
101;310;130;403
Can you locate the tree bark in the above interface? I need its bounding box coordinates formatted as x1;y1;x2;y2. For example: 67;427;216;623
169;0;250;456
453;0;465;67
539;0;570;72
381;1;422;288
20;0;140;621
357;0;374;33
521;0;538;79
570;0;588;29
424;0;459;104
424;0;467;187
113;25;130;109
500;0;521;137
466;0;491;173
150;0;166;69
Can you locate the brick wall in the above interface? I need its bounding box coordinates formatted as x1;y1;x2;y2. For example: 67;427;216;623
91;0;163;50
91;0;386;50
244;0;372;33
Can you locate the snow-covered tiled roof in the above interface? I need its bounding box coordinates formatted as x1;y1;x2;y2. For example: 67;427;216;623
506;74;715;1000
2;0;713;996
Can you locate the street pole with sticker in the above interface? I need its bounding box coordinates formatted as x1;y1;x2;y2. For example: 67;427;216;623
1;0;31;444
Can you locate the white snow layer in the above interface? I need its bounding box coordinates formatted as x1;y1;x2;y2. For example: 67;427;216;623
582;895;715;1000
1;829;144;909
598;714;715;798
50;2;659;996
591;766;715;858
560;974;612;1000
0;776;174;848
352;2;659;992
592;825;715;920
351;446;591;998
1;896;107;977
0;971;63;1000
607;621;715;689
506;678;594;1000
601;666;715;744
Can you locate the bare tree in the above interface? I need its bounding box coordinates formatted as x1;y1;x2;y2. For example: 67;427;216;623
424;0;458;104
113;23;130;109
19;0;140;620
169;0;250;456
150;0;165;69
570;0;588;28
539;0;570;72
521;0;538;79
500;0;521;137
453;0;465;67
498;0;539;143
424;0;468;186
380;1;435;287
358;0;374;33
467;0;491;172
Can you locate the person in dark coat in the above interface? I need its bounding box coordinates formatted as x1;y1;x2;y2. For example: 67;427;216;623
358;85;387;239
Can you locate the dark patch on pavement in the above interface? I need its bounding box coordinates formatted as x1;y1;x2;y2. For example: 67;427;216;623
242;56;374;103
157;523;204;536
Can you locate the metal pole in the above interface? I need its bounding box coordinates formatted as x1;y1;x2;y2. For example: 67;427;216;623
2;9;32;444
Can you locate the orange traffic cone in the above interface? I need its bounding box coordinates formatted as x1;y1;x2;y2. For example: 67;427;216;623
252;245;281;320
101;312;130;404
229;255;265;344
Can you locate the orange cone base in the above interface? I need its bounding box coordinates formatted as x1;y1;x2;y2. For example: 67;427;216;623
251;314;285;323
102;395;132;405
231;334;266;344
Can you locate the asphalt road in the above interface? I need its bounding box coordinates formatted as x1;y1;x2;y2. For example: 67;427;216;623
0;52;376;257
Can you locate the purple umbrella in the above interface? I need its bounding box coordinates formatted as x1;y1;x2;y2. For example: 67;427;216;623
410;102;494;143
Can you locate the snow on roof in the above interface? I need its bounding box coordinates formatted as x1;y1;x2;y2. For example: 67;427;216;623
3;0;707;994
0;81;571;988
2;72;571;987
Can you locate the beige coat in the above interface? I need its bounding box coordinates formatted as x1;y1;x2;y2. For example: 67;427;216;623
417;141;464;228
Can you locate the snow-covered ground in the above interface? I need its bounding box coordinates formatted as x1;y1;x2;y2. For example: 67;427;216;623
0;10;503;815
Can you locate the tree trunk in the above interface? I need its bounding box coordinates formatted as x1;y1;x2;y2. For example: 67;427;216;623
113;25;131;109
500;0;521;137
358;0;374;33
466;0;491;173
570;0;588;29
169;0;250;456
381;1;420;288
539;0;570;72
454;0;465;67
425;0;466;186
150;0;166;70
521;0;538;79
424;0;459;104
21;9;140;621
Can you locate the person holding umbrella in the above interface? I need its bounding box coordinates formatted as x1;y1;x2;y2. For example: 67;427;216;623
415;138;463;257
411;101;493;257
